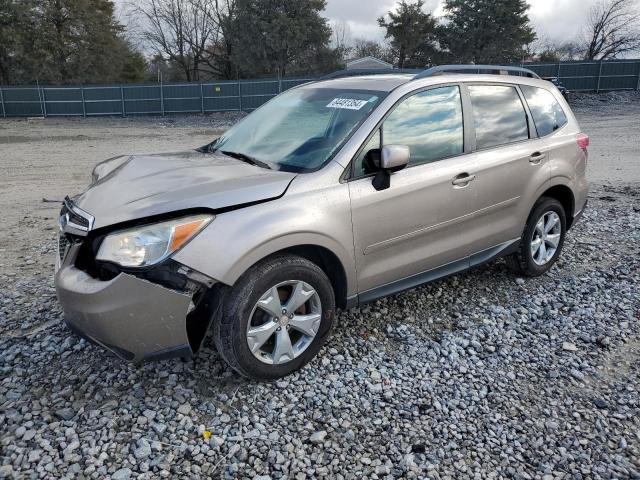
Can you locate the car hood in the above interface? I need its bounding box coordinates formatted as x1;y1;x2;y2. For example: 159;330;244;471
73;150;297;229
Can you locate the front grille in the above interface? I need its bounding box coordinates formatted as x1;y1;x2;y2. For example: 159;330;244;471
60;197;94;233
60;204;90;230
67;208;90;229
58;233;69;262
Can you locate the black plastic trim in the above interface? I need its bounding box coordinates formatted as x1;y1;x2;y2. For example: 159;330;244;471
144;345;193;362
569;200;587;229
354;239;519;307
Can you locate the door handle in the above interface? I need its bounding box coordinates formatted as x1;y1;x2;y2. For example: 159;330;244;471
530;152;547;164
452;173;476;187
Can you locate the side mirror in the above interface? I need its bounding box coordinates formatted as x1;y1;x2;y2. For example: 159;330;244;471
380;145;410;171
373;145;410;191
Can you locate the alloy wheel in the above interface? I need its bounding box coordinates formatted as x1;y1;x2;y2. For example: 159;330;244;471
246;280;322;365
530;211;561;266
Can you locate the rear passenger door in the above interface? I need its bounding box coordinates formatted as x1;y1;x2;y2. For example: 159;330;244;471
463;83;551;255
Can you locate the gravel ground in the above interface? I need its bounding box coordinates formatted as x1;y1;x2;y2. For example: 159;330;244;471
1;93;640;479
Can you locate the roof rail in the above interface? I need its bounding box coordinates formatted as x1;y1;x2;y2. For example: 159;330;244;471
414;64;540;80
319;68;421;81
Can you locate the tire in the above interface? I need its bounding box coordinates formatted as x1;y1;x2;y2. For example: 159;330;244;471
506;197;567;277
213;255;335;380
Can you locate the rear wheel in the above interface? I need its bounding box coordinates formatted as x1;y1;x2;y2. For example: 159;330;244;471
506;197;567;277
213;255;335;379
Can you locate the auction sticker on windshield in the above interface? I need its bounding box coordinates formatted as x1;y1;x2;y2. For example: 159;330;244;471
326;98;369;110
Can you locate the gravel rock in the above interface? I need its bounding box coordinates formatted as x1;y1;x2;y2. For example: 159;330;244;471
111;468;132;480
1;142;639;477
54;408;75;421
309;431;327;444
134;439;152;460
593;398;609;409
0;465;14;478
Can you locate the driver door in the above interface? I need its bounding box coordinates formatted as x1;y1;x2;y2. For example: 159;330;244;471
348;85;478;298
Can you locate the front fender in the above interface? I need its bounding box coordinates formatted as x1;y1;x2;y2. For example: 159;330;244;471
172;182;357;296
217;231;354;289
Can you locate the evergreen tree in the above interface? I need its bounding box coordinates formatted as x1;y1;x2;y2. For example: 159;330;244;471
0;0;145;85
439;0;536;64
377;0;438;68
228;0;334;77
0;0;24;84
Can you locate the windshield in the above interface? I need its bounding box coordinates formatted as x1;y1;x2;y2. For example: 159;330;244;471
211;87;386;172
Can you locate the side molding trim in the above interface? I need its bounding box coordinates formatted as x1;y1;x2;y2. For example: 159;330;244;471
354;238;520;307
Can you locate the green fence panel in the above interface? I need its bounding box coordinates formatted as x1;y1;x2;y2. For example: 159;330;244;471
525;64;559;78
2;87;43;116
43;87;83;116
1;62;638;117
122;85;162;115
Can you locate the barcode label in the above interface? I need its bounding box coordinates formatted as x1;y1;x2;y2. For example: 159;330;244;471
326;98;369;110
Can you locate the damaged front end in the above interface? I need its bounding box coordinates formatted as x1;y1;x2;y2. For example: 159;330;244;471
55;199;222;363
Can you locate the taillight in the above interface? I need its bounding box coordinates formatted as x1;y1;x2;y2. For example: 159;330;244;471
576;133;589;150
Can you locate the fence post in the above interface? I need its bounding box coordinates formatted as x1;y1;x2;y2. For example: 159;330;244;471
238;79;243;112
637;61;640;91
160;81;165;116
557;61;561;79
200;83;204;114
596;60;603;93
41;86;47;117
80;85;86;117
120;86;125;117
0;86;5;117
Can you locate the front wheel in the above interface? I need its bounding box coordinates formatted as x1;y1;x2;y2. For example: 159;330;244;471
213;255;335;380
506;197;567;277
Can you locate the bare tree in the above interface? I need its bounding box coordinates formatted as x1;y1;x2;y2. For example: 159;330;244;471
582;0;640;60
128;0;220;81
528;32;583;61
198;0;237;79
352;38;393;63
330;20;352;64
331;20;351;49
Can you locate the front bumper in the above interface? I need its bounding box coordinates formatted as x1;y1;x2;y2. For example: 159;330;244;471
55;244;194;363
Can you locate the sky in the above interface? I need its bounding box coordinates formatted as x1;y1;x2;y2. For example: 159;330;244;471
325;0;596;46
115;0;598;47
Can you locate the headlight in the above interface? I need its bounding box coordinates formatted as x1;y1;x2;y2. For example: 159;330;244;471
96;214;213;267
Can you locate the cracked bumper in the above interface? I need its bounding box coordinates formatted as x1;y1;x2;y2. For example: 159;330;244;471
55;263;194;363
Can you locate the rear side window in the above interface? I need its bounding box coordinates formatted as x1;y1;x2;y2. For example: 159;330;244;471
520;85;568;137
468;85;529;149
383;85;464;166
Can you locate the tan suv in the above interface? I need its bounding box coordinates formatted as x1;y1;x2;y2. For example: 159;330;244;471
55;65;589;379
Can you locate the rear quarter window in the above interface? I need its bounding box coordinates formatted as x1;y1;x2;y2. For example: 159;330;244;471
521;85;568;137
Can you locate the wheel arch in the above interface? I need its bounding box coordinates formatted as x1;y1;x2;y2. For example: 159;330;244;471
207;233;355;310
260;245;349;310
539;183;576;228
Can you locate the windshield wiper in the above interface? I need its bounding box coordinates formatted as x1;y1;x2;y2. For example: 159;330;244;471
221;150;272;170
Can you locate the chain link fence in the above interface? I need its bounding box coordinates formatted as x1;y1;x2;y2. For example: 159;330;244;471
1;60;639;118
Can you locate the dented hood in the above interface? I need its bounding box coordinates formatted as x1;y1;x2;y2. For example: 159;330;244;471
74;150;296;229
